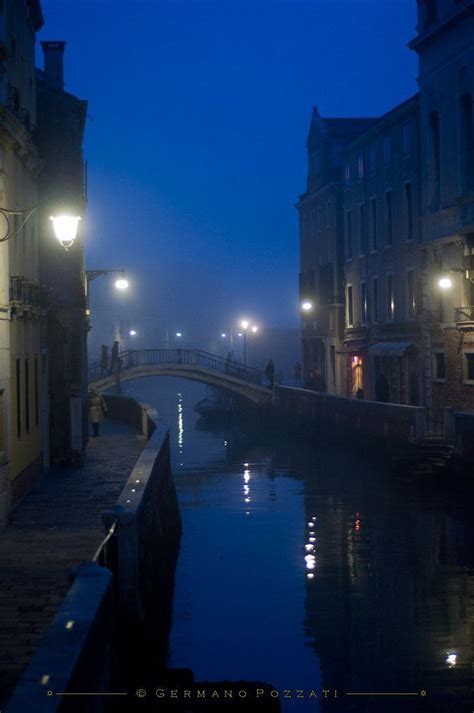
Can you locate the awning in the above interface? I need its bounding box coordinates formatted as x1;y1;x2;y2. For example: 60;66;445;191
336;341;367;355
368;341;415;357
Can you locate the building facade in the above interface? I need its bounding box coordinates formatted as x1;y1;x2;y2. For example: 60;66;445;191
0;0;44;528
297;111;374;394
37;41;88;467
298;0;474;411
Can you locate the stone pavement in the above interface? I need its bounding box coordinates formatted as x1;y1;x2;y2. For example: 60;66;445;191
0;419;145;708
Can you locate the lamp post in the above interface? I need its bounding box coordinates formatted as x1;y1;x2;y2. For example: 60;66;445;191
239;319;259;366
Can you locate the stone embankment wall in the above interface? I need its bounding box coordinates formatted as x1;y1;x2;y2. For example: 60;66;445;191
274;386;427;447
6;397;181;713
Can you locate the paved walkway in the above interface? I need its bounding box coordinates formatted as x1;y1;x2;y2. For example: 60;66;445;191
0;419;145;707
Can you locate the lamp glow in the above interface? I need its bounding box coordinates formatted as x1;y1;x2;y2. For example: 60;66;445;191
176;332;182;338
251;325;258;333
115;277;129;290
438;276;453;290
301;301;314;312
240;319;249;330
49;215;81;250
129;329;137;336
221;333;227;338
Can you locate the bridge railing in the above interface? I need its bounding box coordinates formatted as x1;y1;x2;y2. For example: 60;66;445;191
88;349;265;386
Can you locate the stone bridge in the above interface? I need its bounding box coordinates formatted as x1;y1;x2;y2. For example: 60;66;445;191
88;349;273;406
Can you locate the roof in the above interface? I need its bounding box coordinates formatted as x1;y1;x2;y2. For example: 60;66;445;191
323;117;378;138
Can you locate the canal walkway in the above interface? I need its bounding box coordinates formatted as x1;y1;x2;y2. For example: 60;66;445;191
0;419;145;708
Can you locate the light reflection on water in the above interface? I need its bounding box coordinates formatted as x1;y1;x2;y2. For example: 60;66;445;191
124;377;474;713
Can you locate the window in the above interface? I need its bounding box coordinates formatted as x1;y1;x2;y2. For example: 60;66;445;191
370;196;377;251
465;352;474;382
372;277;379;322
347;286;354;326
405;182;414;241
385;190;393;246
369;145;376;175
460;93;474;193
361;282;367;323
34;356;39;427
387;274;394;320
358;153;364;179
407;270;415;319
359;204;366;256
327;201;332;227
344;163;351;183
429;111;441;210
16;358;21;438
346;210;353;260
25;358;30;434
433;351;446;381
403;122;412;155
383;136;391;165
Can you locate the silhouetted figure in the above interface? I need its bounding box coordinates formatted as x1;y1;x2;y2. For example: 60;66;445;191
312;369;326;392
294;361;302;386
374;373;390;402
88;388;107;437
265;359;275;388
100;344;109;377
109;340;120;375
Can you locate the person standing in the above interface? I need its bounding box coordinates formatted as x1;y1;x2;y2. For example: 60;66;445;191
100;344;109;376
265;359;276;388
294;361;302;386
88;388;108;437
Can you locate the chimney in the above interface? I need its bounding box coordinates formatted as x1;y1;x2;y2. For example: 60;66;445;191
41;41;66;91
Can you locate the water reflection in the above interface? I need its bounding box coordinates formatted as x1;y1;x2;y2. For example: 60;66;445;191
123;378;474;713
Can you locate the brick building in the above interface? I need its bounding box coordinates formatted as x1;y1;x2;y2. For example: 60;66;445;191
298;0;474;410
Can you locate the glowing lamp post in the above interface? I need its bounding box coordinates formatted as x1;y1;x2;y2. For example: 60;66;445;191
115;275;129;290
239;318;259;366
301;300;314;313
49;215;81;250
438;276;453;290
129;329;137;337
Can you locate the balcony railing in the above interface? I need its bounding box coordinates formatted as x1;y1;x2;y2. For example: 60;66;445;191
455;306;474;324
10;277;48;309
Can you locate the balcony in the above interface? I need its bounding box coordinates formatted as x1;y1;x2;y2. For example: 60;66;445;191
455;306;474;329
10;277;48;314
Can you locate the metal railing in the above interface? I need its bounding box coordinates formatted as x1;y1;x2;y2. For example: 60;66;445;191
455;306;474;323
93;519;118;571
10;276;48;308
88;349;265;387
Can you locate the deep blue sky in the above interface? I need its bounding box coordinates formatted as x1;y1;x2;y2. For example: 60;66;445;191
38;0;418;341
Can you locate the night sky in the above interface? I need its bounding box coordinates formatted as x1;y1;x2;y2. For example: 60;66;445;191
37;0;418;344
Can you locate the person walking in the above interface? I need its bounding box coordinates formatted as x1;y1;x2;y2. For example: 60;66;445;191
88;388;107;437
294;361;302;386
100;344;109;377
265;359;276;388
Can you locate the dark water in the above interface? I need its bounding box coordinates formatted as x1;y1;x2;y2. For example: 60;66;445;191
125;377;474;713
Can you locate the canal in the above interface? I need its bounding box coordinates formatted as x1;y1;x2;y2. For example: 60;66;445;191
124;376;474;713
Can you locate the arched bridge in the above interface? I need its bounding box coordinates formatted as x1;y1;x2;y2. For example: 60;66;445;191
88;349;273;406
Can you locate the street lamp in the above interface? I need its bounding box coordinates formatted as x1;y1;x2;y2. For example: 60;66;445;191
301;300;314;313
129;329;137;336
176;332;182;338
438;276;453;290
49;215;82;250
239;318;259;366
